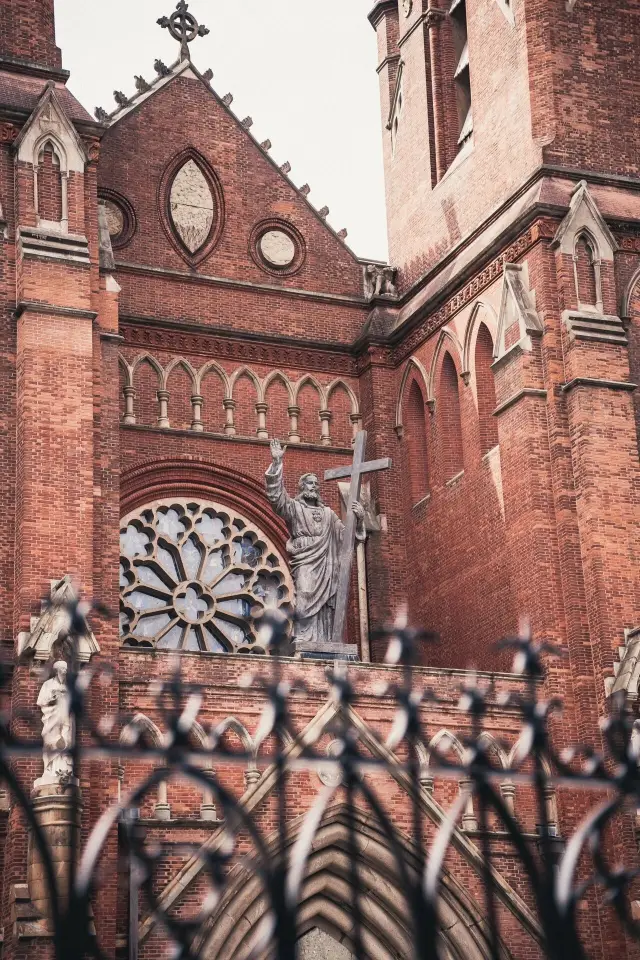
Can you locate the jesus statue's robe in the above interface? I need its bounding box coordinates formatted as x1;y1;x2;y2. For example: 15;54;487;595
265;461;364;645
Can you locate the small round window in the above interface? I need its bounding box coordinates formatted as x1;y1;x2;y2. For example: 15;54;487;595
120;499;293;655
251;220;305;276
260;230;296;268
98;191;135;248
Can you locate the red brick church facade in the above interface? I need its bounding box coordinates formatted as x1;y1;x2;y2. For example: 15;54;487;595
0;0;639;957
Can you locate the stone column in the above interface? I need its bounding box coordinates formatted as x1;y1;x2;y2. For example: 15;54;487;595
223;398;236;436
156;390;170;429
123;385;136;425
319;410;332;446
288;405;301;443
28;784;82;925
191;394;204;432
255;402;268;440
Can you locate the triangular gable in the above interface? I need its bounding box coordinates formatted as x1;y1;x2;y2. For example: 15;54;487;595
138;695;541;946
16;575;100;663
103;58;356;259
552;179;618;261
15;82;87;172
494;263;544;361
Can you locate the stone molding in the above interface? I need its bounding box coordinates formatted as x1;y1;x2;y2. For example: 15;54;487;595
493;389;548;418
561;310;627;346
560;377;637;395
18;227;91;265
14;301;97;321
494;263;543;361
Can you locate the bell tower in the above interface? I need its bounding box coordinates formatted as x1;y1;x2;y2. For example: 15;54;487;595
0;0;62;73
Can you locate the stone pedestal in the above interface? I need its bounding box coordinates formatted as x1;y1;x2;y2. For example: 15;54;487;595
27;783;82;925
295;641;359;662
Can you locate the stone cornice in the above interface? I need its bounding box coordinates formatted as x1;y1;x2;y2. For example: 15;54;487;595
14;301;98;321
121;422;354;456
560;378;637;394
368;1;398;29
493;389;548;417
114;260;366;308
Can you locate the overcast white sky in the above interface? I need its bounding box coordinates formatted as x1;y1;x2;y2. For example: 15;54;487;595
54;0;389;262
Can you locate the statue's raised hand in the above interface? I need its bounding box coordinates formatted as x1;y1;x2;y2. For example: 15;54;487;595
270;439;285;464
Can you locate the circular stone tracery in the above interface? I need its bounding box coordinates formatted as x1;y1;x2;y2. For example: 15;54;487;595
120;499;293;655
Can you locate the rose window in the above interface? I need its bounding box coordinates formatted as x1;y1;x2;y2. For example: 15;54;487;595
120;499;293;654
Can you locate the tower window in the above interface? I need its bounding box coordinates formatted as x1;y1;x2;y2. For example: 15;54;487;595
388;65;405;159
37;142;63;223
450;0;473;149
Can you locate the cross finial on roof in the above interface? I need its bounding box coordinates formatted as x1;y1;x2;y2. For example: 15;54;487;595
157;1;210;61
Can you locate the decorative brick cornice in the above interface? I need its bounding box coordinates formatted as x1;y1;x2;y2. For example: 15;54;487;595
391;224;546;365
560;378;637;394
121;319;356;377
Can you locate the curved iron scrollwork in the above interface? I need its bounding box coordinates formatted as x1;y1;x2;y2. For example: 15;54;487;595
1;601;640;960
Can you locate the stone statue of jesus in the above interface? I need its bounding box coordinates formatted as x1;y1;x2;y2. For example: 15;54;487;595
266;439;366;646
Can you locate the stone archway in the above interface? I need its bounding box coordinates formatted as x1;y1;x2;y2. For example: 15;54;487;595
201;805;502;960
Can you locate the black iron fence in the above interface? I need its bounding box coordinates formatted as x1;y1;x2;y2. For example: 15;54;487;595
1;602;639;960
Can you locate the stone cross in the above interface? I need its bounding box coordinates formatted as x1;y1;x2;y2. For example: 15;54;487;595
324;431;391;646
158;1;210;61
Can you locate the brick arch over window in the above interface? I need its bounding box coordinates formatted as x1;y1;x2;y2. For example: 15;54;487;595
475;323;498;454
437;352;464;482
120;457;289;559
403;376;430;503
37;140;63;222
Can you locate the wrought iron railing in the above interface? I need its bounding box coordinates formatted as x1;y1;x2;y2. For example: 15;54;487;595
1;601;639;960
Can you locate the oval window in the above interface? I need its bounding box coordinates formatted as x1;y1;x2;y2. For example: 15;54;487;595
169;158;215;255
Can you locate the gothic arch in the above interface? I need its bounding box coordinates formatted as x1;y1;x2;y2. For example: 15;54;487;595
118;354;134;389
262;370;295;406
33;133;67;174
477;732;508;769
462;302;498;379
197;360;231;399
202;806;503;960
229;366;264;404
162;356;198;392
293;374;327;409
325;378;359;416
130;352;165;382
120;712;164;747
621;263;640;318
427;729;466;766
395;356;430;434
428;326;464;400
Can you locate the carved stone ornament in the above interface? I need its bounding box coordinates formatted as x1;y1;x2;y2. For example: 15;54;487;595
363;264;398;301
17;576;100;663
402;0;413;15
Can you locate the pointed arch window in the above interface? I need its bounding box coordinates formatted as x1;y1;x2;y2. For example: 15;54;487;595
574;232;603;311
405;377;430;503
36;140;65;226
475;324;498;454
439;352;464;481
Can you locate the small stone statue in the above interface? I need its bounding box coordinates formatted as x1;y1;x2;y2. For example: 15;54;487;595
265;440;366;646
363;264;398;301
35;661;74;788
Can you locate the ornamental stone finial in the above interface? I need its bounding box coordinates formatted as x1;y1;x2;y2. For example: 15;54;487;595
158;1;210;61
